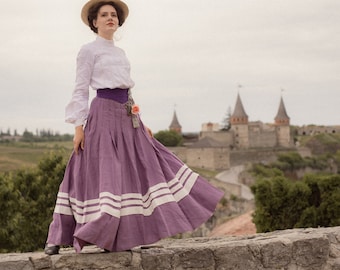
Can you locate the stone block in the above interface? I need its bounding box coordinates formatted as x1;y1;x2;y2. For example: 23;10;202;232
172;248;215;269
213;243;259;270
53;251;134;270
292;236;330;268
141;248;174;270
29;253;52;270
260;239;292;268
0;253;35;270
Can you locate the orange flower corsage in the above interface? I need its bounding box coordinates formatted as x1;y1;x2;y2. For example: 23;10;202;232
131;104;140;115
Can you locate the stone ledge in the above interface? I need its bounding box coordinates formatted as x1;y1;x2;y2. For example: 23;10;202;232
1;227;340;270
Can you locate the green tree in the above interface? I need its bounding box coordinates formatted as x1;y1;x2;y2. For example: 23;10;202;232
154;130;183;146
251;176;301;232
334;150;340;173
251;173;340;233
273;152;305;171
0;151;66;252
316;175;340;227
251;164;283;179
21;129;35;142
220;106;232;131
0;174;21;252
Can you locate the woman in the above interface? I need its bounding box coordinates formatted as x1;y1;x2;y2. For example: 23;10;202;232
45;0;224;255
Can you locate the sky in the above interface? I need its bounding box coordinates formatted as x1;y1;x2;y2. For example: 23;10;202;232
0;0;339;135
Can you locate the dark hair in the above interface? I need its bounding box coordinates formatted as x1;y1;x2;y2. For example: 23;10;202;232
87;1;124;33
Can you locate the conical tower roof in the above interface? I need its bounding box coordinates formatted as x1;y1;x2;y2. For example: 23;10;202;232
230;93;248;124
231;93;248;118
169;110;182;131
275;97;290;125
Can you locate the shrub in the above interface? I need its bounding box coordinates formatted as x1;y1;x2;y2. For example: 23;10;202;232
154;130;183;146
0;151;66;252
251;174;340;232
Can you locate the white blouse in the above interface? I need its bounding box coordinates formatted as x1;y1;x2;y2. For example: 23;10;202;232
65;36;135;126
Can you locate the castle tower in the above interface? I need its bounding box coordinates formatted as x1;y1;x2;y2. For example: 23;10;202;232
230;93;249;149
274;96;290;147
169;110;182;134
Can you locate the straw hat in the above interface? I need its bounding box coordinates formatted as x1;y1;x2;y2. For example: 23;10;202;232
81;0;129;26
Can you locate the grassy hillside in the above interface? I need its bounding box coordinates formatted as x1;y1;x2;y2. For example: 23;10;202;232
2;133;339;173
0;142;73;173
297;133;340;155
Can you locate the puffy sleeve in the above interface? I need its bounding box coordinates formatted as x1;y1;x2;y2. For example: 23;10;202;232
65;46;94;126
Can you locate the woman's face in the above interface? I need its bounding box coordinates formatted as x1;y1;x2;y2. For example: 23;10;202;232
93;5;119;36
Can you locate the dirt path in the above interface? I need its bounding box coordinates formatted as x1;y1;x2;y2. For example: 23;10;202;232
209;211;256;237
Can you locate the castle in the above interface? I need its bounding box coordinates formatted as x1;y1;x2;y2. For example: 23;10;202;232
171;93;292;150
168;93;340;171
228;93;290;148
168;93;293;170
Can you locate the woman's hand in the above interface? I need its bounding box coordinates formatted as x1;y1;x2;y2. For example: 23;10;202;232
145;126;153;138
73;125;85;154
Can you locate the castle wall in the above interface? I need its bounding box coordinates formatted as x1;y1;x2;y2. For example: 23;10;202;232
212;148;230;170
231;125;249;149
168;146;230;171
297;125;340;136
186;148;230;171
169;133;295;171
201;122;220;132
170;146;296;171
167;147;188;162
276;125;291;147
199;122;292;151
200;131;234;146
249;130;277;148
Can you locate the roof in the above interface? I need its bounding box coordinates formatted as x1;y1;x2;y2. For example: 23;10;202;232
231;93;248;118
189;136;225;148
275;97;290;121
169;110;182;129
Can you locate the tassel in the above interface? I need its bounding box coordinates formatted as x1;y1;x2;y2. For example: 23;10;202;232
125;89;140;128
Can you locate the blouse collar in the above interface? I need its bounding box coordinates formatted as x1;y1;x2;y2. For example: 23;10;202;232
96;35;114;46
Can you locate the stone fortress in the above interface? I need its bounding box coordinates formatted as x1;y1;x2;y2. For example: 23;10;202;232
169;93;340;171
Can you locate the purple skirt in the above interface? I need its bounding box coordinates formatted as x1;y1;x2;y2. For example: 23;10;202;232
47;95;224;252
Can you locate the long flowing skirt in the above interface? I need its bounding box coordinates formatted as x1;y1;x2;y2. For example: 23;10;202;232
47;97;224;252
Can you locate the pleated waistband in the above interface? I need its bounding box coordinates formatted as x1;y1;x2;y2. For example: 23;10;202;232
97;88;129;104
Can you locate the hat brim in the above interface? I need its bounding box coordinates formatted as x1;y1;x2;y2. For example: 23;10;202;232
81;0;129;26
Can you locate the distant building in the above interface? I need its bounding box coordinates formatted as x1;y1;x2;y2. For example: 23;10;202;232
168;93;339;171
296;125;340;136
200;93;292;150
201;122;220;132
169;110;182;134
168;94;294;170
230;93;250;149
274;96;291;147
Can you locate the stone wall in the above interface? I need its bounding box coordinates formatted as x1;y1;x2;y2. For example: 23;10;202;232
1;226;339;270
186;148;230;171
249;130;277;148
169;147;230;171
297;125;340;136
230;148;294;167
199;131;234;146
167;147;188;163
171;145;297;171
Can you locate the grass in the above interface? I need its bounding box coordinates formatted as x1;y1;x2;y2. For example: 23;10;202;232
0;141;73;173
298;133;340;146
191;167;219;180
191;167;229;196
